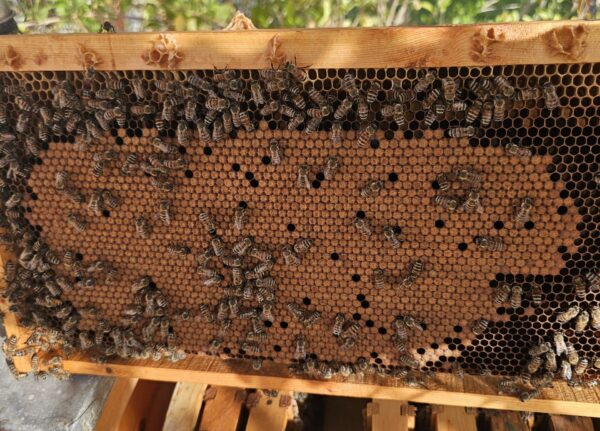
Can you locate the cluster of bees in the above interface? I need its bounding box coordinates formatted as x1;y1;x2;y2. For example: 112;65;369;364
0;59;595;398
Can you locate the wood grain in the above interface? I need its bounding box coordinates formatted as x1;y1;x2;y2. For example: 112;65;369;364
197;386;244;431
95;378;140;431
62;355;600;418
548;415;594;431
435;406;477;431
0;21;599;71
245;391;292;431
162;382;207;431
371;400;409;431
489;411;530;431
118;380;175;431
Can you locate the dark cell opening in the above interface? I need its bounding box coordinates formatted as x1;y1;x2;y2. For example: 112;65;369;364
184;170;193;178
232;163;241;172
557;205;568;215
303;297;311;305
179;145;187;155
524;221;535;230
264;320;273;327
102;210;110;217
287;223;296;232
494;221;504;229
316;172;325;181
352;313;361;320
370;351;378;358
356;211;366;219
250;180;259;188
378;327;387;335
280;321;288;329
75;253;83;261
366;320;374;327
245;172;254;180
273;345;281;352
361;300;370;308
435;220;444;228
262;156;271;165
388;173;398;182
432;181;440;190
203;146;212;155
331;252;340;261
458;242;468;251
417;348;426;355
454;326;463;333
312;180;321;188
370;139;380;149
115;137;124;146
356;294;365;301
352;274;361;282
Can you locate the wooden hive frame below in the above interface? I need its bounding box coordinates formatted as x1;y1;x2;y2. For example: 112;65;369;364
1;21;600;416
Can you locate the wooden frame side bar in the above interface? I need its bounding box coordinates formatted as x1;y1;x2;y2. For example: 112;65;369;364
0;21;598;71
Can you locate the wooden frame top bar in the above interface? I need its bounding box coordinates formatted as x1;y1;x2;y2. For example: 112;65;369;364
0;20;598;71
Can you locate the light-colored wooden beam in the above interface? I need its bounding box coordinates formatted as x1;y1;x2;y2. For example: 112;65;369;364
95;378;140;431
245;391;292;431
62;356;600;418
370;400;410;431
435;406;477;431
197;386;244;431
0;21;598;71
162;382;207;431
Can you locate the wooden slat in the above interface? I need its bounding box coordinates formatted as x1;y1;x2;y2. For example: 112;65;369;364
549;415;594;431
118;380;175;431
95;378;140;431
371;400;409;431
0;21;599;71
162;382;207;431
62;356;600;418
245;391;292;431
435;406;477;431
197;386;244;431
489;411;530;431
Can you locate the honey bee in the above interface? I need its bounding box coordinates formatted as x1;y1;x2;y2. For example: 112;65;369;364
320;156;339;181
159;199;171;225
509;285;522;308
493;94;505;123
519;388;540;402
297;165;311;189
293;238;312;254
465;99;482;125
67;212;87;232
5;358;26;380
515;87;541;101
414;70;436;93
233;206;246;232
331;312;346;337
393;104;406;129
287;112;305;131
584;269;599;292
432;194;460;211
307;106;331;119
442;78;457;102
474;236;504;251
447;126;475;138
505;141;532;157
282;245;301;266
210;236;225;257
526;356;543;374
372;268;386;289
390;334;406;352
259;100;280;116
398;353;419;369
574;358;588;375
102;190;119;208
531;284;542;307
566;342;579;365
383;225;402;248
328;121;343;145
365;81;381;103
303;310;321;327
205;96;229;112
267;139;282;165
135;216;150;239
480;101;493;127
342;73;360;99
573;276;587;300
513;197;533;224
493;76;515;97
528;341;551;357
221;111;233;134
357;97;369;121
556;305;581;324
285;62;308;82
334;98;353;120
560;361;572;381
575;310;589;333
360;180;383;198
239;109;254;132
423;109;436;128
422;88;440;110
305;85;326;106
471;318;489;335
462;188;483;213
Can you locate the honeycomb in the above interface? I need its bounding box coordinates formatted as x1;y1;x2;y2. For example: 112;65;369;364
0;63;599;386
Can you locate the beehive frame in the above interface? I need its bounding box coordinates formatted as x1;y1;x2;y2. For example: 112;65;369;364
1;21;600;416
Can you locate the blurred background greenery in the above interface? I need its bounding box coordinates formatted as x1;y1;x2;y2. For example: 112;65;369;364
9;0;591;33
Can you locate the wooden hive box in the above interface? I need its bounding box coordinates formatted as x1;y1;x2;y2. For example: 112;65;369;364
1;20;600;416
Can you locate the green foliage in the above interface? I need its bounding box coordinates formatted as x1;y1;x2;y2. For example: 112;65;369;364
9;0;580;33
